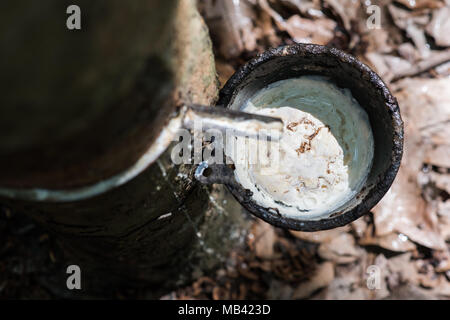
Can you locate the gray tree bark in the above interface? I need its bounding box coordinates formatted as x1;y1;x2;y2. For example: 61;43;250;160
0;0;247;296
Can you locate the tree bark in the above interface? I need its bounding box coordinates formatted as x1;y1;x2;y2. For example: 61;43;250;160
0;0;247;296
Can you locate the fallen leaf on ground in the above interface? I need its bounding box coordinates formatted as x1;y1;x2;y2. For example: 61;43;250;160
388;4;431;58
360;232;417;252
292;262;334;299
386;253;420;285
425;145;450;169
318;233;361;264
372;78;449;251
429;171;450;194
398;42;421;62
426;6;450;47
364;29;394;54
372;168;445;250
249;220;276;259
290;225;350;243
365;52;395;82
278;0;324;19
351;217;368;239
202;0;257;59
284;15;336;45
395;0;443;10
323;0;360;33
384;55;413;76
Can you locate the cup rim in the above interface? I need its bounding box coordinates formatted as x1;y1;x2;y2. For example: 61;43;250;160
217;43;404;231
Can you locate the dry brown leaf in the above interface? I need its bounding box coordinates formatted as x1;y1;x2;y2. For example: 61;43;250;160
426;6;450;47
377;233;417;252
359;1;404;53
368;49;450;82
388;4;411;30
385;284;437;299
360;232;417;252
278;0;324;18
257;9;282;47
372;78;450;251
430;276;450;297
292;262;334;299
258;0;335;45
371;254;394;299
386;253;420;285
373;158;445;250
429;171;450;194
434;250;450;272
425;145;450;168
319;252;382;300
384;55;414;75
417;265;449;291
438;200;450;218
202;0;257;59
284;15;336;44
364;29;394;54
401;78;450;146
371;167;444;249
258;0;287;30
397;79;449;158
319;279;367;299
438;224;450;242
250;220;276;259
388;4;431;58
406;23;431;58
318;233;361;264
323;0;360;33
395;0;444;10
435;61;450;76
438;225;450;242
290;225;350;243
351;217;368;239
398;42;421;62
365;52;395;82
365;52;428;82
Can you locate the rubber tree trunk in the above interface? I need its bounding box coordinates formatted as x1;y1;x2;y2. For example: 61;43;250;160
0;0;247;295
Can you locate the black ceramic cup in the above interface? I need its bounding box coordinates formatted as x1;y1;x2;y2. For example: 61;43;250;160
206;44;403;231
